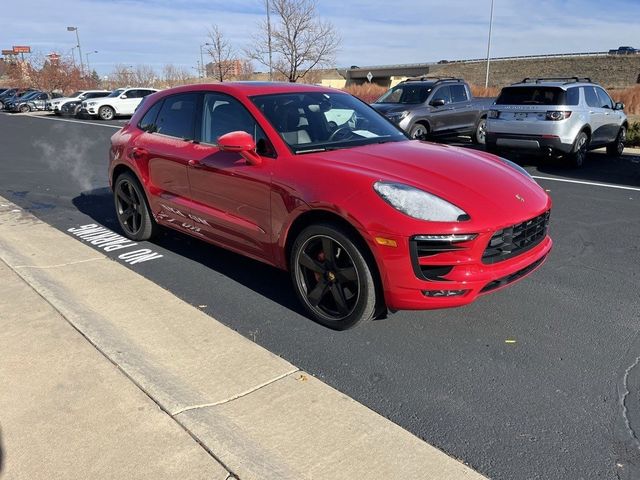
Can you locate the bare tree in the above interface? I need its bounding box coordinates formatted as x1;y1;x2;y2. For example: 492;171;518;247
133;64;156;87
246;0;340;83
206;25;235;82
161;64;192;87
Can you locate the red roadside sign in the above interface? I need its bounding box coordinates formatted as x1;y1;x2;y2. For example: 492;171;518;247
12;46;31;54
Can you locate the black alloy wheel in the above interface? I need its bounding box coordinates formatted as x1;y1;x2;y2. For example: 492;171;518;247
114;173;157;241
606;126;626;157
568;131;589;167
291;224;377;330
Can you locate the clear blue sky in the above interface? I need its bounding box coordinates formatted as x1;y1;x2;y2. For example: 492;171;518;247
2;0;639;75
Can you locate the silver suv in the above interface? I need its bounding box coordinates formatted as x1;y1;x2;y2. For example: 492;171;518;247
486;77;628;166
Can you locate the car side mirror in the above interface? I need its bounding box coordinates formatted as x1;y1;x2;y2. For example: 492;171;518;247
217;131;262;165
120;94;127;99
614;102;625;111
430;99;446;107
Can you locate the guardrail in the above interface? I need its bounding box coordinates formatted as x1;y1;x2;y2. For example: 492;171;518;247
440;51;615;65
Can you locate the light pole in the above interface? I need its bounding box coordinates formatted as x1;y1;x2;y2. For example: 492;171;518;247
67;26;84;74
199;42;212;79
86;50;98;74
484;0;495;89
266;0;273;81
69;46;76;67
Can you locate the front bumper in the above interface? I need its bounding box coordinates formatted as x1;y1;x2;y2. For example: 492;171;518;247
367;213;553;311
486;132;574;154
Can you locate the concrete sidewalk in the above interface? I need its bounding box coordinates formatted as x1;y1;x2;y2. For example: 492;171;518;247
0;197;486;480
0;262;230;479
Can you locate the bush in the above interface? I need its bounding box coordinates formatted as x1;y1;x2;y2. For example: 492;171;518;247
342;84;387;104
627;122;640;147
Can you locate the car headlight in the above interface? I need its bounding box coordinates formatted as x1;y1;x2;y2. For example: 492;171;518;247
373;181;468;222
498;157;537;184
386;110;409;121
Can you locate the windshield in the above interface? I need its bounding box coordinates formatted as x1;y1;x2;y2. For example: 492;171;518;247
496;86;566;105
375;84;433;104
107;89;125;98
252;92;407;153
20;91;40;101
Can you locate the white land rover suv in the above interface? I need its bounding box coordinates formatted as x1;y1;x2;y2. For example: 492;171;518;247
486;77;628;167
80;87;158;120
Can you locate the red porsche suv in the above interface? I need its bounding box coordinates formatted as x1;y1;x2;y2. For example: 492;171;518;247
109;82;552;329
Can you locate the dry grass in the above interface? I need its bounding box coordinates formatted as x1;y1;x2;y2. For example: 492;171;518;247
610;85;640;115
468;83;500;98
342;84;387;104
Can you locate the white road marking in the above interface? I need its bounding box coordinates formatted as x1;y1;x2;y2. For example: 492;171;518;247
22;112;123;129
532;175;640;192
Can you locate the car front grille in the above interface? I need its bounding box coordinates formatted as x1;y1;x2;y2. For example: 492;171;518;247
482;210;550;264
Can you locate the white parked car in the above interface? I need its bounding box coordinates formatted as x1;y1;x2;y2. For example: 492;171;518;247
80;87;158;120
48;90;111;114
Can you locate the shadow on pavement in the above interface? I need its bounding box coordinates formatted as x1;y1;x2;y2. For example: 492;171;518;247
441;136;640;188
71;188;304;316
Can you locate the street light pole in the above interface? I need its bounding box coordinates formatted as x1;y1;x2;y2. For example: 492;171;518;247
266;0;273;81
70;46;76;67
199;43;212;80
484;0;495;89
86;50;98;75
67;26;84;74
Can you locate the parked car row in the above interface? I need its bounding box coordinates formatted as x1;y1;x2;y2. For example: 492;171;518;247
373;76;628;167
0;86;158;120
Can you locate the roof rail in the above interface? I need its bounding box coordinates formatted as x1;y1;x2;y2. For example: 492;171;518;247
519;76;592;84
402;76;464;85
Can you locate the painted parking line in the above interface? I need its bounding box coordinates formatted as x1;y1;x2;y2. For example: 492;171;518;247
532;175;640;192
23;113;123;129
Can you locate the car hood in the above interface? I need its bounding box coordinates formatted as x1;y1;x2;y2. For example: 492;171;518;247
308;140;550;228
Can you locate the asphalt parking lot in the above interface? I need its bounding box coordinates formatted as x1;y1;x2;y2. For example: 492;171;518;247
1;111;640;479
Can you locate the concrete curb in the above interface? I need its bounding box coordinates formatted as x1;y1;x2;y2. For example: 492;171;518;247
0;197;487;480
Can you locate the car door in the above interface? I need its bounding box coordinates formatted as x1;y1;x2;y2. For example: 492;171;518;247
448;84;475;133
186;92;274;261
427;86;453;134
132;93;200;233
583;86;608;145
595;86;621;143
118;89;142;115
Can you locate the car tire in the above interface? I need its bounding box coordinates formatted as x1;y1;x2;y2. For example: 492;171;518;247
114;172;158;241
19;104;30;113
290;224;378;330
567;131;589;167
99;106;115;121
472;117;487;145
606;126;626;157
409;123;429;140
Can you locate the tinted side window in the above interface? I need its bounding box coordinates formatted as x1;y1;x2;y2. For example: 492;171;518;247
141;90;155;97
565;87;580;106
138;99;164;132
595;87;614;109
201;93;274;156
583;87;600;108
155;94;198;139
450;84;468;103
431;86;451;104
